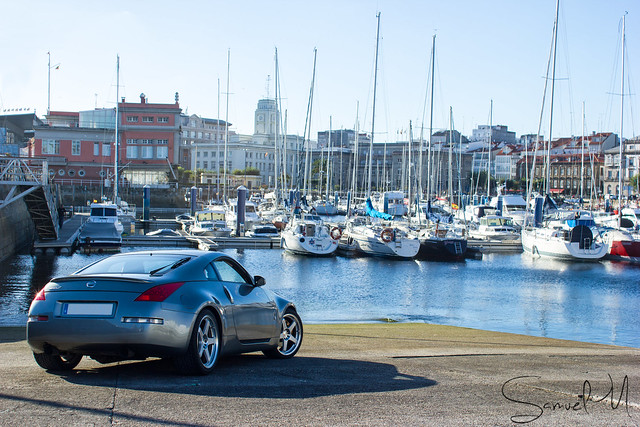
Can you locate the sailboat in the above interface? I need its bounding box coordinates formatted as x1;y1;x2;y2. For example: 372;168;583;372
413;46;467;261
601;13;640;264
342;12;420;259
521;0;607;261
281;212;340;256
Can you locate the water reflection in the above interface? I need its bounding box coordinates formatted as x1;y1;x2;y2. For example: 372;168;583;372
0;248;638;348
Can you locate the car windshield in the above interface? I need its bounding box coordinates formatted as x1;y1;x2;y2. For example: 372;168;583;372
76;254;192;275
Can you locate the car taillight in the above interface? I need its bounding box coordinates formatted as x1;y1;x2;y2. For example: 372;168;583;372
34;288;46;301
134;282;184;302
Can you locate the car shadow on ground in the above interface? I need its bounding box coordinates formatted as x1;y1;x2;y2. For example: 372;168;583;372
57;354;437;399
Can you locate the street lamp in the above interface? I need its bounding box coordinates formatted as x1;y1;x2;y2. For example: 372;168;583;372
47;52;61;115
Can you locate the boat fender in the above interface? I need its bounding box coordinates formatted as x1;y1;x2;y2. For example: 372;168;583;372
330;227;342;240
381;228;395;243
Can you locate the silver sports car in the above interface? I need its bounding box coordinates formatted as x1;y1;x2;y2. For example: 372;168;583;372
27;250;303;375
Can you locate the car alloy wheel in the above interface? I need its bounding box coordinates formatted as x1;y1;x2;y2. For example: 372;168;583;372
264;309;303;359
175;309;220;375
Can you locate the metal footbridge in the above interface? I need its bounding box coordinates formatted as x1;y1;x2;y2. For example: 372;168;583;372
0;156;61;240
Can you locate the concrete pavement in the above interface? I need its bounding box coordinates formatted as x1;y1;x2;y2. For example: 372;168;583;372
0;324;638;426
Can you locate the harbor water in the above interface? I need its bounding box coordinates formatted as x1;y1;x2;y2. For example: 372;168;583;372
1;247;638;348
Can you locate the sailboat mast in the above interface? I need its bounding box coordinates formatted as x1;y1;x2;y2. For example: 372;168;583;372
326;117;332;201
367;12;381;197
545;0;560;194
274;48;279;202
283;110;288;193
580;102;585;201
223;49;230;202
449;107;453;208
303;48;317;198
114;55;119;203
216;79;220;201
408;121;413;212
351;102;360;197
618;12;626;227
427;34;436;200
487;100;492;197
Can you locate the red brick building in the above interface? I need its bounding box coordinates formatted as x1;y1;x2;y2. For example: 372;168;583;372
31;93;181;187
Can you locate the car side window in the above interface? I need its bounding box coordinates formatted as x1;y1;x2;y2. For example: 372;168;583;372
204;264;219;281
212;259;250;284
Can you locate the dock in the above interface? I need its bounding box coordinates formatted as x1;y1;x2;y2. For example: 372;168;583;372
30;216;521;256
32;214;87;254
467;238;522;253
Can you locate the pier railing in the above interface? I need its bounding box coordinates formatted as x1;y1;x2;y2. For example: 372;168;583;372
1;156;59;240
0;156;49;186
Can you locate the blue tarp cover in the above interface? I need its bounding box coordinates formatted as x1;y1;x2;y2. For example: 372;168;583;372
365;198;393;220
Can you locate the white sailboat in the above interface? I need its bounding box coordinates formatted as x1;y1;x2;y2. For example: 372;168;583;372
521;1;606;261
280;213;340;256
342;12;420;259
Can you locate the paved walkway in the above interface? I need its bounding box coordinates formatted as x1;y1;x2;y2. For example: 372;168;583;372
0;324;638;426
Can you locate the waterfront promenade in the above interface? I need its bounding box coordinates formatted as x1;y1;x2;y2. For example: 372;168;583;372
0;324;637;425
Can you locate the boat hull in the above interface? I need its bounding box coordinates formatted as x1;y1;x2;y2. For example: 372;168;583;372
521;228;607;261
281;232;338;256
416;238;467;261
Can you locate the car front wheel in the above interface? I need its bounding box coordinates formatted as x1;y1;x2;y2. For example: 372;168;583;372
264;309;303;359
33;352;82;371
175;309;221;375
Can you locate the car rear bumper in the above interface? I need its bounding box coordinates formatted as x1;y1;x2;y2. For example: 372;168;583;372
27;311;193;358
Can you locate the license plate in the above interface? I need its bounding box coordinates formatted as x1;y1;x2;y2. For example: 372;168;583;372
62;303;115;316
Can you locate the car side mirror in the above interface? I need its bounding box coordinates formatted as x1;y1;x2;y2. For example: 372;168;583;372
253;275;266;287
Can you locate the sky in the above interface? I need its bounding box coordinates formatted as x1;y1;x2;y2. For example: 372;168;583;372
1;0;639;141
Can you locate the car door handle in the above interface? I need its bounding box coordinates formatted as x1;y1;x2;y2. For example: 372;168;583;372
223;286;234;304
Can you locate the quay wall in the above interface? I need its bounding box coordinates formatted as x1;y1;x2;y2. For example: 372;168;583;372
0;198;35;262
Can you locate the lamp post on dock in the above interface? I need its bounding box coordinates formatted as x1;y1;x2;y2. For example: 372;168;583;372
47;52;60;116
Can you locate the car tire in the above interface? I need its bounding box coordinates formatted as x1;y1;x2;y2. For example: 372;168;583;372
263;309;303;359
174;309;221;375
33;352;82;371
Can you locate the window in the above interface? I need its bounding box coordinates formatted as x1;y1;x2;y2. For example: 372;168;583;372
158;117;169;123
94;142;100;156
127;138;138;144
126;146;138;158
102;143;111;156
78;169;86;177
140;146;153;159
72;140;81;156
203;161;208;169
212;259;249;284
157;139;168;145
127;116;139;122
142;116;154;123
141;139;153;144
42;139;60;155
203;151;208;157
156;146;168;158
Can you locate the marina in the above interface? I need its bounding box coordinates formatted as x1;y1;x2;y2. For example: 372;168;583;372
1;243;638;349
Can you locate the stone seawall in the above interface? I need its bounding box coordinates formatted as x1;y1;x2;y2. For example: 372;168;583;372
0;198;35;262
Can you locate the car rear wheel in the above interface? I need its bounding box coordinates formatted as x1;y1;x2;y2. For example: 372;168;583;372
263;309;303;359
174;309;221;375
33;352;82;371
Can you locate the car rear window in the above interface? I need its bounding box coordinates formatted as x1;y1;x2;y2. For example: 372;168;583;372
76;254;192;275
